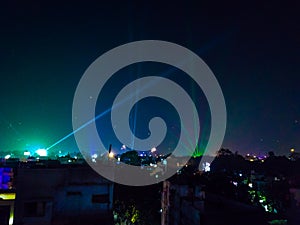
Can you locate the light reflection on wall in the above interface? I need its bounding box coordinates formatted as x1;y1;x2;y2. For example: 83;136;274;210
0;168;13;190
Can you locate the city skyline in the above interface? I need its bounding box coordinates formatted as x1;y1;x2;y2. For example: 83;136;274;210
0;1;299;156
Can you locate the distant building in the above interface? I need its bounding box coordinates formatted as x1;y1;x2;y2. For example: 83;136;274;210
289;152;300;161
287;188;300;225
245;154;259;162
167;179;268;225
14;165;114;225
168;183;205;225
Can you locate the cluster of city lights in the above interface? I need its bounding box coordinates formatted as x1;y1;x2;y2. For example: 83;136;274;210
248;189;277;213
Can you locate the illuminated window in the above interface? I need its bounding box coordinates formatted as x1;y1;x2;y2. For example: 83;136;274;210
91;194;109;203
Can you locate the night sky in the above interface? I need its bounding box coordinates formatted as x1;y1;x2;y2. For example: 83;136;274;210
0;0;299;156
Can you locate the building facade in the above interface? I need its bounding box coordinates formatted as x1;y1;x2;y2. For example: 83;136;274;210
14;165;114;225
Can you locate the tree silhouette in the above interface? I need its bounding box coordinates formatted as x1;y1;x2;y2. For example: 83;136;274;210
120;150;141;166
216;148;233;157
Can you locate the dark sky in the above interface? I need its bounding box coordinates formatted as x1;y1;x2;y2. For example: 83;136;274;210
0;0;299;156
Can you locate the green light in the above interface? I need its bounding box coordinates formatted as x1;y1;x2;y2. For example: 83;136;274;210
192;145;205;157
268;220;287;225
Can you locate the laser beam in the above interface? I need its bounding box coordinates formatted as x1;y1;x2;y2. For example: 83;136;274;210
46;108;112;150
47;49;213;152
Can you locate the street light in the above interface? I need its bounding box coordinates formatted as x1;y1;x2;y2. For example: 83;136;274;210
151;147;157;153
108;152;114;158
